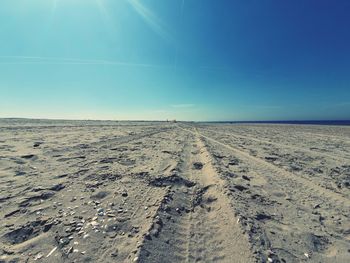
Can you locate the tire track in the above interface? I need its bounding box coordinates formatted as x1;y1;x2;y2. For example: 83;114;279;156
180;126;350;211
192;132;254;262
137;134;194;262
296;131;350;143
94;132;182;262
138;131;254;263
192;127;350;262
201;128;350;161
47;127;172;156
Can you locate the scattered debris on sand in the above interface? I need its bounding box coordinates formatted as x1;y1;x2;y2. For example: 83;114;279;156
0;119;349;262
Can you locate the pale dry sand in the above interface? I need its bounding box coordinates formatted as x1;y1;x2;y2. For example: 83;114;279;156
0;119;349;262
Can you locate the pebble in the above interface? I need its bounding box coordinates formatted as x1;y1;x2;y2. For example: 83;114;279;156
91;221;99;228
34;252;43;260
59;238;70;246
107;213;116;217
313;204;321;209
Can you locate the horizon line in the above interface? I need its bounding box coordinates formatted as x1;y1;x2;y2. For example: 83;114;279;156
1;117;350;124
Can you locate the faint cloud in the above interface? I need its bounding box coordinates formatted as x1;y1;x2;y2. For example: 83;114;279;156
171;104;195;108
126;0;173;43
335;102;350;107
148;109;168;114
0;56;166;68
199;66;232;72
255;105;282;109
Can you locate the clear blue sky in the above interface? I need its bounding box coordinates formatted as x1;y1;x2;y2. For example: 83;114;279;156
1;0;349;121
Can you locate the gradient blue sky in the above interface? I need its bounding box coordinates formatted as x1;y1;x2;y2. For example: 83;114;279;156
1;0;349;121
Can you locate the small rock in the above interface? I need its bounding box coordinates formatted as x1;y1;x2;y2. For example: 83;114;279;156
313;204;321;209
193;162;204;170
91;221;99;227
232;185;248;192
111;249;119;257
59;237;70;246
21;154;36;159
34;252;43;260
33;142;41;148
107;213;116;217
242;175;250;181
49;184;65;191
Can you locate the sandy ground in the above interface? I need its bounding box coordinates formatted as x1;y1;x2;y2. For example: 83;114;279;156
0;119;349;263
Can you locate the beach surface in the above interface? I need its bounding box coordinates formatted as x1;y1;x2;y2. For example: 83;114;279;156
0;119;349;262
